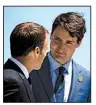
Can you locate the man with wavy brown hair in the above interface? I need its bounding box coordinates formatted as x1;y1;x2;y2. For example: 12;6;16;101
30;12;91;102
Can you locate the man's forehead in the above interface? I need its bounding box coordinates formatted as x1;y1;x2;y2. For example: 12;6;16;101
53;34;77;42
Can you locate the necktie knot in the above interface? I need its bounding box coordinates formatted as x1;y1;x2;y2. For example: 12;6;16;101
59;66;65;75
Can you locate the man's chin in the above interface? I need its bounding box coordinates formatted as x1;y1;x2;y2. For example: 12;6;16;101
54;57;66;64
51;53;66;64
54;54;65;59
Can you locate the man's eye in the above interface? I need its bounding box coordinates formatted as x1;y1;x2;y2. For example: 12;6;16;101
54;37;60;42
67;42;72;44
66;41;74;45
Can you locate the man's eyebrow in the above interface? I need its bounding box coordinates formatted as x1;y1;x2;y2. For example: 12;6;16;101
66;40;75;43
67;40;74;42
54;36;62;40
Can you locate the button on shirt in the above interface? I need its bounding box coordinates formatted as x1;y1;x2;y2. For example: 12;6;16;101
10;57;29;79
48;52;72;102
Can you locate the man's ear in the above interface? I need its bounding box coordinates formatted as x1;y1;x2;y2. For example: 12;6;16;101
76;40;83;48
34;47;40;58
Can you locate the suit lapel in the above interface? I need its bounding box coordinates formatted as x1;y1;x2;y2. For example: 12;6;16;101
38;56;53;101
68;60;82;102
22;76;35;102
4;59;35;102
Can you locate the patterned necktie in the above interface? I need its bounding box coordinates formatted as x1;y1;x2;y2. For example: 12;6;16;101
54;66;65;93
54;66;65;102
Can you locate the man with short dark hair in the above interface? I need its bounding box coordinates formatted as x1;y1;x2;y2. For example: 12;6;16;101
4;22;48;102
30;12;91;102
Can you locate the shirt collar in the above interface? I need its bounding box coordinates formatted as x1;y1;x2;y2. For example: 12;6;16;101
47;52;72;74
10;57;29;79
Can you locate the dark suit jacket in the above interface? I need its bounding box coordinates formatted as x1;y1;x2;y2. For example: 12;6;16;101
30;56;91;102
4;59;35;102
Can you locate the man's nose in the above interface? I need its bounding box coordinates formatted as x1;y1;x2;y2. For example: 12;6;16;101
58;43;66;52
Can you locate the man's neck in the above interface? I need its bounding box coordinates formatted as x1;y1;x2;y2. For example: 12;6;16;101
15;57;33;72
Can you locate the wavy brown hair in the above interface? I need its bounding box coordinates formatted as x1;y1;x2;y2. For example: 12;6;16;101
51;12;86;43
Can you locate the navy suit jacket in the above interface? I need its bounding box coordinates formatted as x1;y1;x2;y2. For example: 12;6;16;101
30;56;91;102
4;59;35;102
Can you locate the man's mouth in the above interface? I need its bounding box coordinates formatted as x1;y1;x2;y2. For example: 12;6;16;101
55;50;66;56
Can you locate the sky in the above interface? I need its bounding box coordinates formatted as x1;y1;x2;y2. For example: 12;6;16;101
4;6;90;70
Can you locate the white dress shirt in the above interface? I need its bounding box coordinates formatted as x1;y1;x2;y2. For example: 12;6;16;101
10;57;29;79
64;60;72;102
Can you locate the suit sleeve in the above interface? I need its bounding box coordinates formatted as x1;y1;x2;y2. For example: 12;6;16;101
4;78;20;102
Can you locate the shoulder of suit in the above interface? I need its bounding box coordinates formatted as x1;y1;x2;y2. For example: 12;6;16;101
73;61;91;85
72;60;90;77
4;69;24;84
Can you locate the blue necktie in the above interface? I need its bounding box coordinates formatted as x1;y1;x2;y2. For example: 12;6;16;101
54;66;65;102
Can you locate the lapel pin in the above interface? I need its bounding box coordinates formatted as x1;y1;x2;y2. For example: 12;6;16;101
78;76;83;82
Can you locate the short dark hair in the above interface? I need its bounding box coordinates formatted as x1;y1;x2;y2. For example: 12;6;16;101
10;22;48;57
51;12;86;42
